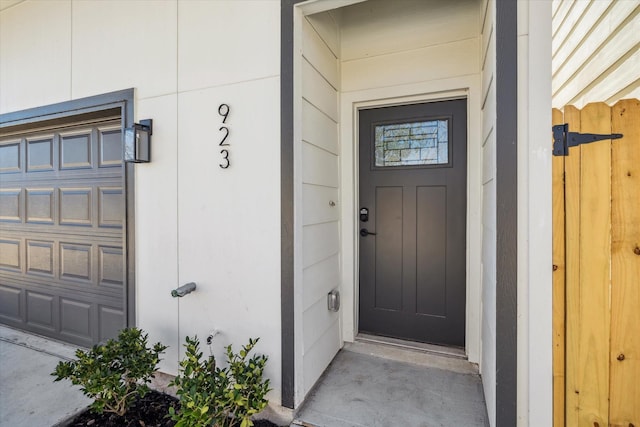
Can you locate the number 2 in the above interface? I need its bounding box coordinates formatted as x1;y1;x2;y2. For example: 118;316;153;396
219;126;230;146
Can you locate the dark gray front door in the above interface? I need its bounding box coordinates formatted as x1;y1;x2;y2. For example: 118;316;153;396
0;119;126;347
358;99;466;347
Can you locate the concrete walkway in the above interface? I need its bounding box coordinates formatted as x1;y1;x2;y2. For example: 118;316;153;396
0;326;489;427
293;341;489;427
0;325;90;427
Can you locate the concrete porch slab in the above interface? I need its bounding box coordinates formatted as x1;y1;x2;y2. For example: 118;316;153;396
293;342;489;427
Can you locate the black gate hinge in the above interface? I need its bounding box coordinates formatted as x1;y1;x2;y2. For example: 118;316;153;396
553;123;623;156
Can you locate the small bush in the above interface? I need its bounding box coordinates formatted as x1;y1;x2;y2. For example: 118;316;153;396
170;336;270;427
52;327;167;416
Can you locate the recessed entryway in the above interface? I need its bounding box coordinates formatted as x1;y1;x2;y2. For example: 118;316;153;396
291;0;484;406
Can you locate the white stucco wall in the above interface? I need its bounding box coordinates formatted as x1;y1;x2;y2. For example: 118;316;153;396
0;0;283;405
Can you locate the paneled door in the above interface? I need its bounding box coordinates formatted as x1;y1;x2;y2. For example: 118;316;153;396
358;99;467;347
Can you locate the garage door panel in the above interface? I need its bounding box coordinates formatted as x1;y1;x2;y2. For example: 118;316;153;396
27;136;55;172
26;188;55;224
1;226;121;242
98;187;124;228
60;132;93;170
26;240;54;275
1;167;123;184
0;141;21;173
0;120;126;345
0;230;125;287
60;243;92;282
99;246;123;286
99;128;123;167
3;270;122;299
99;305;124;343
26;290;56;330
59;187;93;226
3;181;122;234
0;285;23;321
1;274;122;302
0;239;21;271
60;297;93;341
0;189;21;222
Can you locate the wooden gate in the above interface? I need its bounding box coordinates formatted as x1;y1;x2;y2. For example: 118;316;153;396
553;99;640;427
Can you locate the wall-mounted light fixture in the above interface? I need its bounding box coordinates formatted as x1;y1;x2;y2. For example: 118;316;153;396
124;119;152;163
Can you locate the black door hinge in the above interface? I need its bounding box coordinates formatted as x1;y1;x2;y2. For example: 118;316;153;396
552;123;623;156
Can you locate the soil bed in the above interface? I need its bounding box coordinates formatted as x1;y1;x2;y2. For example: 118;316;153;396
63;390;280;427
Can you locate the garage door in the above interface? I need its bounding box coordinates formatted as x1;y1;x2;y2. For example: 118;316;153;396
0;119;126;347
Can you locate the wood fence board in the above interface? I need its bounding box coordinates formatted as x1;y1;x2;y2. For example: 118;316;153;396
577;103;611;427
609;99;640;426
552;107;566;427
556;99;639;426
563;105;582;427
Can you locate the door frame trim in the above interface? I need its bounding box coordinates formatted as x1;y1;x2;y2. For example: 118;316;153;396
339;78;483;364
0;88;136;330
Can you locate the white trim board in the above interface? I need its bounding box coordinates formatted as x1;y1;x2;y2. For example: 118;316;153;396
517;1;553;426
292;5;306;406
339;76;483;365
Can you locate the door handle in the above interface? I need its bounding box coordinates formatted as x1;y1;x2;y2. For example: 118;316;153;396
360;228;377;237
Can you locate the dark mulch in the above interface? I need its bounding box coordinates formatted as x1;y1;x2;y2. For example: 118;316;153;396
63;390;280;427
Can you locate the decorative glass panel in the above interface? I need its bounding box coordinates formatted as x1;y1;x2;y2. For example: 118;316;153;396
374;119;449;167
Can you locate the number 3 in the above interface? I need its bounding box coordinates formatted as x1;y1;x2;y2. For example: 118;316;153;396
219;149;230;169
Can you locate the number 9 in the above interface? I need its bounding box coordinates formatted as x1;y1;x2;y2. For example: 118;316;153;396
218;104;230;123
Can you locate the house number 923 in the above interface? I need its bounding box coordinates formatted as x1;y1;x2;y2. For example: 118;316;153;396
218;103;231;169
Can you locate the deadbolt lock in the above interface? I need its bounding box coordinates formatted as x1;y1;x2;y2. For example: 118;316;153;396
360;207;369;222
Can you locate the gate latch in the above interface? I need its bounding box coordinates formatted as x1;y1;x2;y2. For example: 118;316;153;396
553;123;623;157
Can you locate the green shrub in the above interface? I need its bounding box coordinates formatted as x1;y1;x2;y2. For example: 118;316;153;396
52;327;167;416
170;336;270;427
